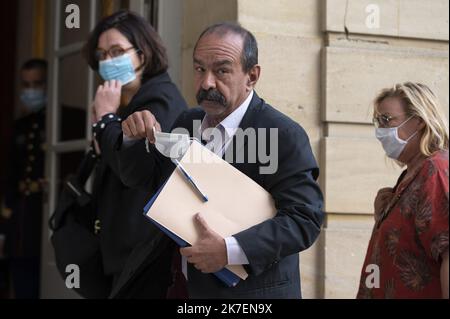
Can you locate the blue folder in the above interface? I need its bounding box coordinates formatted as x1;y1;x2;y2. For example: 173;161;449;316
143;182;241;288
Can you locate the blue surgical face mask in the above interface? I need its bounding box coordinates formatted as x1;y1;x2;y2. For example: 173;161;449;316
98;53;136;85
20;88;47;112
375;116;418;160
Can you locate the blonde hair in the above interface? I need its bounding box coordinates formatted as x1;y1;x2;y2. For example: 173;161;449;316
373;82;449;157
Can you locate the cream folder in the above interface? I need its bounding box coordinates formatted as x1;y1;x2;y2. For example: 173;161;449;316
145;139;277;280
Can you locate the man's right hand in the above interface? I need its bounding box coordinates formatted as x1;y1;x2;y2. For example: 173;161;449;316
121;110;161;143
374;187;394;222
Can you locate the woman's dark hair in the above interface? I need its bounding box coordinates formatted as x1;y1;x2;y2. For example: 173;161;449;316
84;10;168;80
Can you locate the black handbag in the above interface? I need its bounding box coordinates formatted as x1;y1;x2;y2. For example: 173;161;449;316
48;147;112;299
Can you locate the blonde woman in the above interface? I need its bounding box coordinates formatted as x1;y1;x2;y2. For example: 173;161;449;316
357;82;449;299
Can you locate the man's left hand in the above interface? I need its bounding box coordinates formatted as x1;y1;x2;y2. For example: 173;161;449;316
180;213;227;273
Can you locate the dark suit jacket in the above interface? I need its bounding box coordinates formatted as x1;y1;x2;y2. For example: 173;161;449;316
95;72;187;297
112;92;324;299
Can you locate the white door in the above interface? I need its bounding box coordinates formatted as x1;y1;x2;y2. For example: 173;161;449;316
40;0;99;299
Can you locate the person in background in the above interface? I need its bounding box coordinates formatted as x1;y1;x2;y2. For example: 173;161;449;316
1;59;48;299
358;82;449;299
83;10;188;297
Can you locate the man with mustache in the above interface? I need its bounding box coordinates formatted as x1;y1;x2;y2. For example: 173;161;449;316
113;22;324;299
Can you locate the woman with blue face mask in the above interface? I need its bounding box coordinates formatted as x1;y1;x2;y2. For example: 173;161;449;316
78;10;188;298
357;82;449;299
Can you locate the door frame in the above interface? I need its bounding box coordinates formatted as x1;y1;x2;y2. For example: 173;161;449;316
40;0;97;299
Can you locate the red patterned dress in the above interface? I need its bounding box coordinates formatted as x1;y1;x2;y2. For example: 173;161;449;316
357;150;449;299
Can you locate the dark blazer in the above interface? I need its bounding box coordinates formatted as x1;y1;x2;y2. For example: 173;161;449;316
112;92;324;299
95;72;187;297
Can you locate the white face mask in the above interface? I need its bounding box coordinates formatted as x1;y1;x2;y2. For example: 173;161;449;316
375;116;418;160
153;129;190;160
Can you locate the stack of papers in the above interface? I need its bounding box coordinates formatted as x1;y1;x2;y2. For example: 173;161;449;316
145;139;276;285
